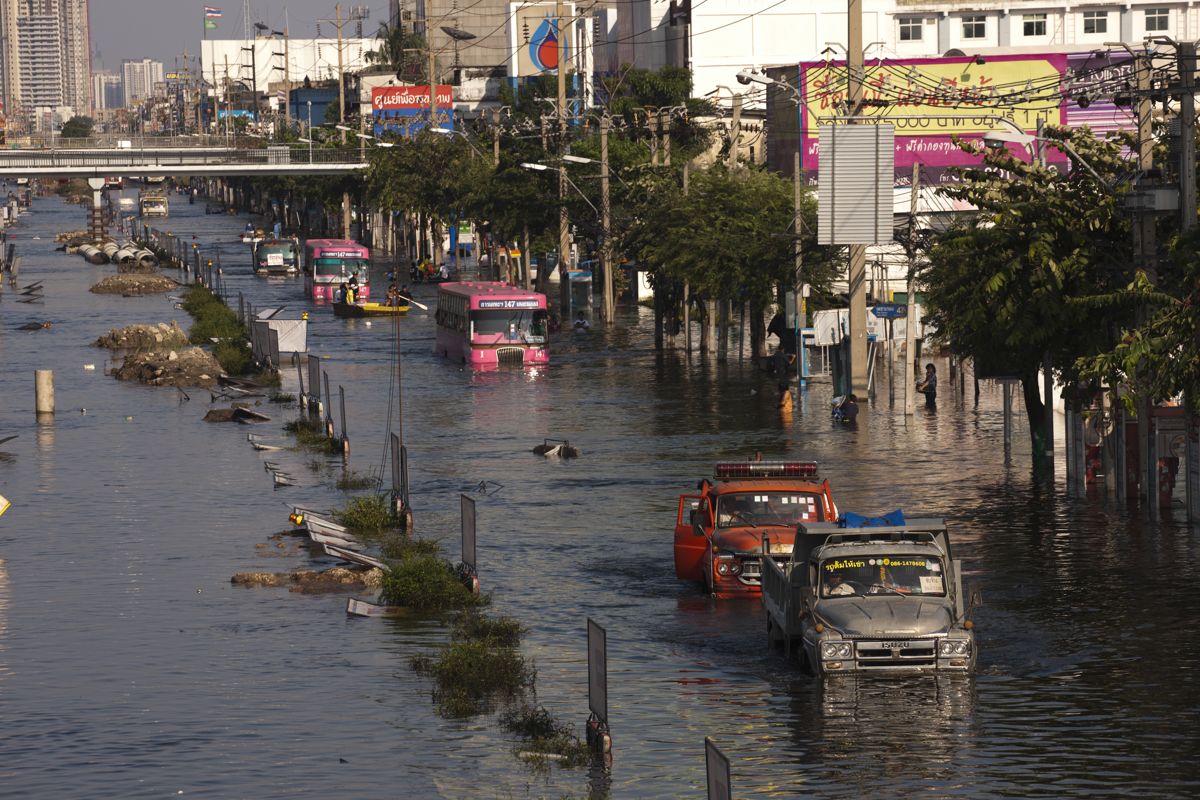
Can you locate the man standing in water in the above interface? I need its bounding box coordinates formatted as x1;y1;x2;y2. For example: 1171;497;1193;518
918;363;938;409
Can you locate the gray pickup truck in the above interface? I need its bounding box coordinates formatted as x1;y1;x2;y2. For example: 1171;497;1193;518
762;519;977;675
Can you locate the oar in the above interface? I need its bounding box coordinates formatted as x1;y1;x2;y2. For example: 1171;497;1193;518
398;295;428;310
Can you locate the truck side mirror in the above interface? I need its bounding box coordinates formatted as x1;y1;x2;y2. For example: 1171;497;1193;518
968;587;983;611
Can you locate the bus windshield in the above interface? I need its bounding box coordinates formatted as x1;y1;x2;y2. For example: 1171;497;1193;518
313;257;368;278
471;309;547;341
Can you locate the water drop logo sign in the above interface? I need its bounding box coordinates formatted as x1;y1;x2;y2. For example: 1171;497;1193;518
528;15;566;73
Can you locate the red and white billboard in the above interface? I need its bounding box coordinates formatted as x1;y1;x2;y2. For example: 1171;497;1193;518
372;85;453;111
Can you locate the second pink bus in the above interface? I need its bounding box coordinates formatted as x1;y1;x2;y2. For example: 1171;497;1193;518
304;239;371;301
434;282;550;367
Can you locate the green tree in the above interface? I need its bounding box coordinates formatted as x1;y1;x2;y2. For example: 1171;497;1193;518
60;115;93;139
922;126;1137;473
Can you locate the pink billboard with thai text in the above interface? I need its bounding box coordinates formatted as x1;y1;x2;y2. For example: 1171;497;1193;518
798;52;1135;185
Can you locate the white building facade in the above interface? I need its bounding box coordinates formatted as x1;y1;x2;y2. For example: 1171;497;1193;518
618;1;1196;106
201;38;373;101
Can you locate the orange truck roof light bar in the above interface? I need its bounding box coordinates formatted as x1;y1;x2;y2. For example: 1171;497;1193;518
713;461;819;479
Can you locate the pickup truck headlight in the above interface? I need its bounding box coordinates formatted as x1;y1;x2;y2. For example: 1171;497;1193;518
820;641;853;659
715;556;742;576
938;639;971;656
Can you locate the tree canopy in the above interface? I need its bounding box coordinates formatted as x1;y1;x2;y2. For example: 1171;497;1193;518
60;116;93;139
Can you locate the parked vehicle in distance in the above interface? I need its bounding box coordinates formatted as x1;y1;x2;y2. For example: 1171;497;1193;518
103;176;123;190
304;239;370;301
138;190;168;217
674;461;837;598
254;238;300;275
763;518;978;675
434;281;549;368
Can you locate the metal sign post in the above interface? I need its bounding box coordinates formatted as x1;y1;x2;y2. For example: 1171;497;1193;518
704;738;732;800
338;385;349;456
586;618;611;755
460;494;478;593
322;372;334;440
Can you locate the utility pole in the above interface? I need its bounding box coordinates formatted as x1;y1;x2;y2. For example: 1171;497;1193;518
726;96;740;167
1037;115;1054;477
1177;42;1197;521
904;161;920;417
683;162;690;354
283;23;291;127
1134;53;1155;504
793;150;804;391
660;110;671;165
492;108;500;167
429;45;437;129
337;3;346;143
600;115;613;324
847;0;869;398
556;0;570;286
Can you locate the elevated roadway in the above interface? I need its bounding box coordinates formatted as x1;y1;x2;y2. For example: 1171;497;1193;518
0;142;366;178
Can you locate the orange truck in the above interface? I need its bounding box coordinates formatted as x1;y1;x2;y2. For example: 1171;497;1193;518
674;462;838;598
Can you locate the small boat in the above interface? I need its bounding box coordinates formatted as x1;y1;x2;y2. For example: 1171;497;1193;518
332;301;410;318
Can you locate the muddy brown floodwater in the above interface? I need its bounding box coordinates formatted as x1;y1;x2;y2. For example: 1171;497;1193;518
0;192;1197;799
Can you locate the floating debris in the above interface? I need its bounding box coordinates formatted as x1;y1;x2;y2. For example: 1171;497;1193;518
532;439;580;458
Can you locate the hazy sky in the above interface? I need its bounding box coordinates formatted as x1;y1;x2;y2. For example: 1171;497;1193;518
90;1;389;70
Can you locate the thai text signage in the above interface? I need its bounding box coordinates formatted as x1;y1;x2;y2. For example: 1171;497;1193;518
372;85;455;135
797;52;1135;185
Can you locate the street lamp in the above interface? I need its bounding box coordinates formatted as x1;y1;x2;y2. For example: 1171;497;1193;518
431;126;486;160
306;100;313;162
521;163;599;215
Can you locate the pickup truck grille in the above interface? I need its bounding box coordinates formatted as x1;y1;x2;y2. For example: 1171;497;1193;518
855;640;937;668
738;556;788;586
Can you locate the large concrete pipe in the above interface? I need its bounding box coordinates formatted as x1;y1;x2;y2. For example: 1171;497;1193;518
100;241;120;260
78;244;107;265
114;247;137;265
135;249;159;268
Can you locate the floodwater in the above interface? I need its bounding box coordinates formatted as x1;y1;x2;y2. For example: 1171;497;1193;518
0;192;1197;799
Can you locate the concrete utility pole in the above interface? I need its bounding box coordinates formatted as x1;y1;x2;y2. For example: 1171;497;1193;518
556;0;570;284
904;161;920;417
600;115;613;324
283;25;291;126
847;0;868;398
1037;116;1054;476
793;150;804;385
726;95;741;167
1176;42;1197;520
492;108;501;167
1134;54;1155;503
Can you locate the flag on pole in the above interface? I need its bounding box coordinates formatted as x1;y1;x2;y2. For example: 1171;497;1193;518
204;6;222;17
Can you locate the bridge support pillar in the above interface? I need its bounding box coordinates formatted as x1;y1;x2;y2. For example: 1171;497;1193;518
87;177;106;241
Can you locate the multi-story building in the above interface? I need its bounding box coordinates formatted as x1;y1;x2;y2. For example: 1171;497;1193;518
92;71;121;109
618;1;1194;104
122;58;163;106
0;0;92;125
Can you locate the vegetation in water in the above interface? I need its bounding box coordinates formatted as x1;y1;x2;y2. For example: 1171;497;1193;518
269;391;297;404
180;286;254;375
284;417;340;454
336;470;378;491
334;494;397;534
410;610;533;717
379;552;487;611
499;703;592;768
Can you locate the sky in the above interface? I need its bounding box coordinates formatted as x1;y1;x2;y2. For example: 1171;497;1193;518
89;0;389;70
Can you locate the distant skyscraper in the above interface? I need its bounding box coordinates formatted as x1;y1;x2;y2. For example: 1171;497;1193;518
122;58;163;106
0;0;93;124
92;70;121;109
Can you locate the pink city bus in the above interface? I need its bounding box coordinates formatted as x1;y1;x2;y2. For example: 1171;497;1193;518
303;239;371;301
434;282;550;368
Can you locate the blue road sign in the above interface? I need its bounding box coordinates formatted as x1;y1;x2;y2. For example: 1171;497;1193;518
871;303;907;319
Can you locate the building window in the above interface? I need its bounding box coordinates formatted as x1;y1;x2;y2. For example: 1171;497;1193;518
899;17;922;42
962;15;986;39
1023;14;1047;37
1145;8;1169;32
1083;10;1108;34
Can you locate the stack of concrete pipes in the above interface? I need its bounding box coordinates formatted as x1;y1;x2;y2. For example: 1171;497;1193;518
78;241;158;268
